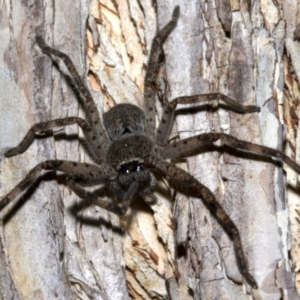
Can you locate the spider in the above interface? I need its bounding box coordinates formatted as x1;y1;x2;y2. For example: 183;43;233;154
1;5;300;290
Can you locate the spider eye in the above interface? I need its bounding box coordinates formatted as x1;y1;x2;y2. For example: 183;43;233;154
120;166;130;174
136;165;143;172
120;162;144;175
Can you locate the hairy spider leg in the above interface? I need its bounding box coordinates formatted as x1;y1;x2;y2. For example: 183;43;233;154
156;93;260;146
155;160;258;288
36;37;109;159
163;132;300;174
0;160;116;211
144;6;180;139
4;117;104;164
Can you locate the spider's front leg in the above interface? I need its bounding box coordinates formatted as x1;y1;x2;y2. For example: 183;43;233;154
0;158;138;217
0;160;113;211
155;161;258;289
36;37;109;159
144;6;180;139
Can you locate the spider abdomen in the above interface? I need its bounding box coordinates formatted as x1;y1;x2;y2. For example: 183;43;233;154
103;104;146;140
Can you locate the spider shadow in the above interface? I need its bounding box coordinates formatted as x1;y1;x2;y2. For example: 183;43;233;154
1;170;169;237
185;143;287;169
52;132;100;163
174;103;252;116
66;170;174;233
220;144;287;169
31;131;105;165
67;195;149;235
1;171;57;223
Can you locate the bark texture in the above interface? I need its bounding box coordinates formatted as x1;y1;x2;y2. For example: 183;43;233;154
1;0;300;299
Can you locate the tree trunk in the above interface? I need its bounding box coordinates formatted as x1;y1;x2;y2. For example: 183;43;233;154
1;0;300;299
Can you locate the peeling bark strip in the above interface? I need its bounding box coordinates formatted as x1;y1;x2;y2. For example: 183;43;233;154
1;1;300;300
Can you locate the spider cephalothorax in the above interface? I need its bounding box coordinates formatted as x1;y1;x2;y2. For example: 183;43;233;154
106;134;153;169
1;5;300;291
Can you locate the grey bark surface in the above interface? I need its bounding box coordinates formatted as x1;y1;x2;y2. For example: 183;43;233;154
1;0;300;300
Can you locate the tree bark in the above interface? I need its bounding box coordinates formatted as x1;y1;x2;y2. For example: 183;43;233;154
1;0;300;299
